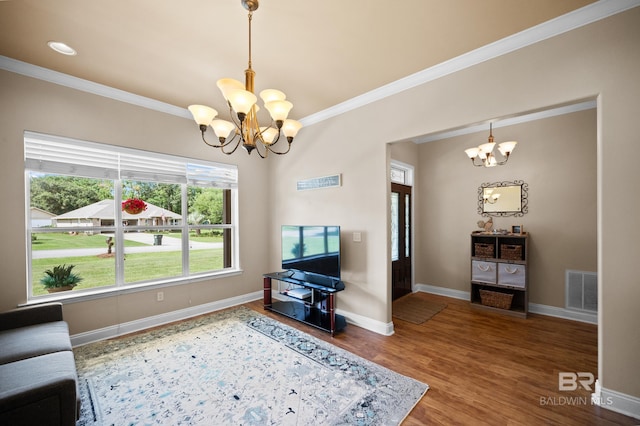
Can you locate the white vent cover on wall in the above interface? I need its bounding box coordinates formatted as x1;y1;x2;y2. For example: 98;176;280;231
566;270;598;313
297;174;341;191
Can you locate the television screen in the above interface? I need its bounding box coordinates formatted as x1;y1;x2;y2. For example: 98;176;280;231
281;225;341;280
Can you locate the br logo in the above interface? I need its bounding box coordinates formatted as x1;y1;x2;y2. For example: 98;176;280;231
559;372;595;391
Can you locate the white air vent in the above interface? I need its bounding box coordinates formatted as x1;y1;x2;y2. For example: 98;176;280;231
566;270;597;312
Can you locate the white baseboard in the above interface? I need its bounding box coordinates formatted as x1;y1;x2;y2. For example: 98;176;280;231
592;380;640;420
272;290;394;336
273;292;394;336
337;308;395;336
415;283;597;324
414;283;470;301
71;290;395;347
528;302;597;324
70;284;595;344
70;291;263;347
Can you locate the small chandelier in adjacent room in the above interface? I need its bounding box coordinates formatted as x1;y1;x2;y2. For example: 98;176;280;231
483;188;500;204
188;0;303;158
464;123;517;167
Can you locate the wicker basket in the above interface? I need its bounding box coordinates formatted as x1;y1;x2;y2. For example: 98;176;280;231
500;244;522;261
474;243;495;258
479;289;514;309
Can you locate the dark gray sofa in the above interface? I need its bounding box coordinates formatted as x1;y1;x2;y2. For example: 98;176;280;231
0;303;79;426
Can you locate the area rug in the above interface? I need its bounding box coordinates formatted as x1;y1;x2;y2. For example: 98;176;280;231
392;294;447;324
74;307;428;425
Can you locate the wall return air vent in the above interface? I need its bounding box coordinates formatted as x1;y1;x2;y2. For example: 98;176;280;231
566;270;597;313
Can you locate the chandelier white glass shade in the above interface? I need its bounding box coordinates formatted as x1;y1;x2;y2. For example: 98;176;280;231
483;188;501;204
188;0;302;158
464;123;517;167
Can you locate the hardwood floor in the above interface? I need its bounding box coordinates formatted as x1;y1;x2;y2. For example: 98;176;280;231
246;293;637;425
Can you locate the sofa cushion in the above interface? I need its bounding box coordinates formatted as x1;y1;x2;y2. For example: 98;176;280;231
0;351;78;426
0;321;71;365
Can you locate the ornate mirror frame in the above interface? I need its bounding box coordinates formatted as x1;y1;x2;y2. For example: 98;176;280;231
478;180;528;217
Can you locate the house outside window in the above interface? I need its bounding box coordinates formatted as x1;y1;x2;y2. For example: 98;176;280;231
25;131;239;299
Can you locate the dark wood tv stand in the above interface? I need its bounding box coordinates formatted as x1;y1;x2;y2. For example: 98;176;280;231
263;271;346;336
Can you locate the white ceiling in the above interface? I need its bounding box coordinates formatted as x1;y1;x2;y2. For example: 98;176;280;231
0;0;630;132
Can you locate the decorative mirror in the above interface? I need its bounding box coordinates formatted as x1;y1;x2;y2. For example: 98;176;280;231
478;180;528;217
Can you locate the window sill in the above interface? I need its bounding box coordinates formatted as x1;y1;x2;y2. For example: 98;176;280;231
22;269;244;307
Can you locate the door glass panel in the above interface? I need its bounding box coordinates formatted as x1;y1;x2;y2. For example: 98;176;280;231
391;192;399;261
405;194;410;258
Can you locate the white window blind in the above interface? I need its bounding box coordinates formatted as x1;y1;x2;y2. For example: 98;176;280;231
187;163;238;189
24;131;238;188
25;132;120;179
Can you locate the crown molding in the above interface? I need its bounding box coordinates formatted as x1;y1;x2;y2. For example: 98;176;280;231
414;100;597;143
1;0;637;126
0;56;191;119
301;0;640;126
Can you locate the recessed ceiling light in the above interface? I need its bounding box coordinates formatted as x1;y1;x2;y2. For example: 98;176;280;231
47;41;77;56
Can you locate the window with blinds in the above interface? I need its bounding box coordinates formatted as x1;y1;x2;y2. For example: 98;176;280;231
25;131;239;299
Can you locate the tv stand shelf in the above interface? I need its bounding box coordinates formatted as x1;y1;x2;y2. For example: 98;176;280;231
263;272;346;336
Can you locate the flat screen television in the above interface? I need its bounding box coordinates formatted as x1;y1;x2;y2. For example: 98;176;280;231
281;225;341;282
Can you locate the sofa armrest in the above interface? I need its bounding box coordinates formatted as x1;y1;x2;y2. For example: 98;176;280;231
0;303;64;332
0;351;78;426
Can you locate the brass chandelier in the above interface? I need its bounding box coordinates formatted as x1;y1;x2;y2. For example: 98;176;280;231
464;123;517;167
188;0;302;158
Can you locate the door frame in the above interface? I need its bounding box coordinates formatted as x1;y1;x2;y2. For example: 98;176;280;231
390;160;415;297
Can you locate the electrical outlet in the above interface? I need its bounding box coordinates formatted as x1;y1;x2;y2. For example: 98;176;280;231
156;291;164;302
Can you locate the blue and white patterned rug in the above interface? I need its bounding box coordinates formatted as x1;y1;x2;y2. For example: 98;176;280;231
74;307;428;425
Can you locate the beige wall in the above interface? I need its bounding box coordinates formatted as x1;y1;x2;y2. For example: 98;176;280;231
413;110;597;307
0;69;270;334
268;8;640;399
0;6;638;404
267;110;391;322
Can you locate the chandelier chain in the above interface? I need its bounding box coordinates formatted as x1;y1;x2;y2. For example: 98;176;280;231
247;12;253;70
